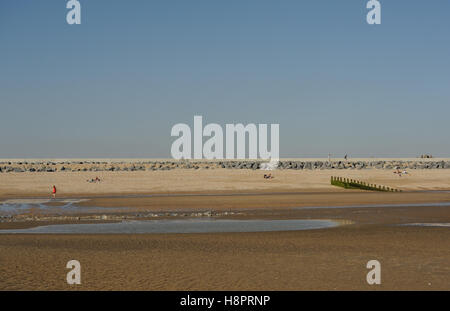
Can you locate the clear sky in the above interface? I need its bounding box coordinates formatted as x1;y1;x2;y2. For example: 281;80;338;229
1;0;449;158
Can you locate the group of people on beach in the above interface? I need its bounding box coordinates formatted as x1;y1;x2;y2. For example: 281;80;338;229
87;176;102;183
393;169;409;177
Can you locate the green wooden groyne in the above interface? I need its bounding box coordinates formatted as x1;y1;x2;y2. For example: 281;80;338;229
330;176;401;192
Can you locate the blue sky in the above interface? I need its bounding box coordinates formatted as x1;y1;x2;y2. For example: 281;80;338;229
1;0;449;158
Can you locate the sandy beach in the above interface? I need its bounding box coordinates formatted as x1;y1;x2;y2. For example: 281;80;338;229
3;0;450;295
0;165;449;290
1;168;450;199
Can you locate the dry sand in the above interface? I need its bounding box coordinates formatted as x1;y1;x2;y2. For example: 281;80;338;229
0;169;449;200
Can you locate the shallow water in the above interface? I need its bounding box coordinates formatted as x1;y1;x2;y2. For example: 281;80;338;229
295;202;450;210
2;198;450;219
0;198;119;215
0;219;338;234
400;223;450;228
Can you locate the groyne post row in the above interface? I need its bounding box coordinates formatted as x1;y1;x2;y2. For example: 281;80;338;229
330;176;401;192
0;160;449;173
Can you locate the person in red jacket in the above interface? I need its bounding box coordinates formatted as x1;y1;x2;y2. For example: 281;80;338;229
52;185;57;199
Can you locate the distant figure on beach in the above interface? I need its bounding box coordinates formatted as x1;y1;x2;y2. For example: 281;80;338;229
328;154;331;162
52;185;57;198
263;173;274;179
344;154;348;161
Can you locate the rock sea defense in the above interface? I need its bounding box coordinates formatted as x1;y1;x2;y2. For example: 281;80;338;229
1;160;450;173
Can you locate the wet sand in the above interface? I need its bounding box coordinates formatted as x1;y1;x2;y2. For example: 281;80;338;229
0;197;449;290
0;225;449;290
77;190;450;211
0;169;449;290
1;191;450;229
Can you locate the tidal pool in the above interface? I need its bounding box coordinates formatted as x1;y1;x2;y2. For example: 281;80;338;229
0;219;339;234
295;202;450;210
0;198;119;215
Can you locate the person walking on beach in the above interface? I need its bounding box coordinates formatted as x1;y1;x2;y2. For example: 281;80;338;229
52;185;57;199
